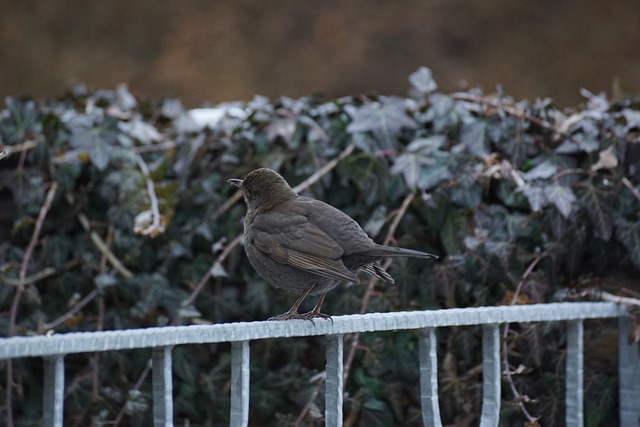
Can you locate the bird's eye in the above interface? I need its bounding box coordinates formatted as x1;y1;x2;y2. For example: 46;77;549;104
245;189;252;197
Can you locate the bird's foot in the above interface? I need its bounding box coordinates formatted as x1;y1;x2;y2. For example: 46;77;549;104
267;311;305;321
300;310;333;323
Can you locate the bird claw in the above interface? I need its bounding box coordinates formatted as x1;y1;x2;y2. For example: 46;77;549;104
267;311;304;321
300;310;333;324
267;310;333;324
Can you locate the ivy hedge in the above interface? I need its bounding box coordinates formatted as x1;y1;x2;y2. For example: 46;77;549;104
1;68;639;426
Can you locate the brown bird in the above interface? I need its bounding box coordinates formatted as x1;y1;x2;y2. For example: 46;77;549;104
228;168;438;320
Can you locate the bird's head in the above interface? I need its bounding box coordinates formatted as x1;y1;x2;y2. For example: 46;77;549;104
228;168;297;211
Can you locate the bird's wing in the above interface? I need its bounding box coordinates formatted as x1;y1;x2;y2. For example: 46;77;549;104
251;213;358;283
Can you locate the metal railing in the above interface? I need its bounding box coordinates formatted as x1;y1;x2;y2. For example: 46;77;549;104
1;302;639;427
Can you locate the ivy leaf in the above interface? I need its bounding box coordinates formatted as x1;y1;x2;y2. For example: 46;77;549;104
0;97;41;144
89;138;110;171
391;152;431;190
582;186;613;240
621;108;640;130
409;67;438;95
615;217;640;270
450;175;482;209
459;117;488;157
69;115;119;171
391;136;450;190
523;160;557;181
418;150;452;190
347;97;416;146
118;117;162;145
544;184;576;218
523;185;547;212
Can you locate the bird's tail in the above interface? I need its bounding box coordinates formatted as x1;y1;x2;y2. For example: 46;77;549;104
370;244;439;260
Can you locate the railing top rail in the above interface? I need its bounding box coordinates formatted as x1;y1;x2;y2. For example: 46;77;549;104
0;302;626;360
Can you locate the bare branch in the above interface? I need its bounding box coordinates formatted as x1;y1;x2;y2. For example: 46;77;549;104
5;181;58;427
66;193;134;278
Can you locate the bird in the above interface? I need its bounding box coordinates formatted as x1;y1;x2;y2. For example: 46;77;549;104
228;168;438;320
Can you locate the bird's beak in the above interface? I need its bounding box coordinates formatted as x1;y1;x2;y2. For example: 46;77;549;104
227;178;243;188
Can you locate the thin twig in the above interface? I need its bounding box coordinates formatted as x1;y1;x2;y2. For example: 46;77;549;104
66;193;134;278
108;359;153;426
212;142;356;222
292;375;324;427
622;176;640;205
292;143;356;193
134;140;176;154
41;288;101;332
502;247;554;423
452;92;562;136
343;193;415;386
510;246;555;306
211;190;243;221
5;181;58;427
1;267;57;286
580;288;640;306
183;233;243;308
0;139;40;157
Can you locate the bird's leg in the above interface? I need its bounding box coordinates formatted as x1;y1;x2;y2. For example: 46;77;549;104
268;287;313;321
300;293;332;321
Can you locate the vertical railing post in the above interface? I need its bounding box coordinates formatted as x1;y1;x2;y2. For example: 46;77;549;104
479;324;500;427
618;316;640;425
566;320;584;427
325;334;344;427
418;328;443;427
42;355;65;427
230;340;251;427
152;346;174;427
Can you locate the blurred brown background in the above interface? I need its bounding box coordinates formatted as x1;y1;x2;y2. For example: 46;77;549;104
1;0;639;107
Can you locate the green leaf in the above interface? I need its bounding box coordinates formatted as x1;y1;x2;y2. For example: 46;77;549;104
451;175;482;209
88;137;110;171
459;118;488;157
391;136;450;190
409;66;438;94
582;186;613;240
544;184;576;218
346;96;416;147
614;217;640;270
0;97;41;144
523;185;547;212
523;160;558;181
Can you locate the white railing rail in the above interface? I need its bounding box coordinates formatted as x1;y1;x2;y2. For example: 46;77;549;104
1;302;639;426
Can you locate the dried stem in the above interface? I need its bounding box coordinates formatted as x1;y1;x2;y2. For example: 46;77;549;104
108;359;153;426
133;152;164;237
292;375;324;427
134;140;176;154
183;233;243;309
452;92;562;136
502;247;554;424
292;143;356;193
5;181;58;427
343;193;415;384
622;176;640;205
1;267;57;286
580;288;640;306
211;189;243;221
67;193;134;278
0;139;40;157
41;288;101;332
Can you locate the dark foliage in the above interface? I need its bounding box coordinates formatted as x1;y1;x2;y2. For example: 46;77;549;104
1;68;639;426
